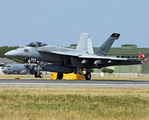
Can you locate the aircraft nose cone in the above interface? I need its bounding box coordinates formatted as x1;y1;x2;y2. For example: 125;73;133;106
2;68;7;74
4;50;19;58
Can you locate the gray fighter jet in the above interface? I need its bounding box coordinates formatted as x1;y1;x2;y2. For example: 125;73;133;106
4;33;141;80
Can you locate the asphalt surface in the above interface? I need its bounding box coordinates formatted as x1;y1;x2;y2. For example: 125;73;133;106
0;79;149;87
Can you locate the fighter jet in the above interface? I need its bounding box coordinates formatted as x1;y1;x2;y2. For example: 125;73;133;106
4;33;141;80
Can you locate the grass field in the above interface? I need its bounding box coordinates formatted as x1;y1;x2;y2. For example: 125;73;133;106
0;87;149;120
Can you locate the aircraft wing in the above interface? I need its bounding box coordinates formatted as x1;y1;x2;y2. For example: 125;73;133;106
78;54;128;60
78;54;142;66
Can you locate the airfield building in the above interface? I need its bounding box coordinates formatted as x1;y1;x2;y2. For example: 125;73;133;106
0;58;17;75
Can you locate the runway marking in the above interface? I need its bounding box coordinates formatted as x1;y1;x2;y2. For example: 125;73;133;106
0;83;149;87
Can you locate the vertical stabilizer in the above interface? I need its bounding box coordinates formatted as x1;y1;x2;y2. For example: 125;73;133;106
76;33;94;54
94;33;120;56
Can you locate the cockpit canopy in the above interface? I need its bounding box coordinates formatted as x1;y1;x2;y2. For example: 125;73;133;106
26;42;47;47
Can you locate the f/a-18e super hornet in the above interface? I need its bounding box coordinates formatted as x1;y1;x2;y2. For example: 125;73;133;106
4;33;141;80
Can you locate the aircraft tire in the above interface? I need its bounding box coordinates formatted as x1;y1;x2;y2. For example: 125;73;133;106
85;73;91;80
35;72;39;78
39;72;43;78
57;73;63;80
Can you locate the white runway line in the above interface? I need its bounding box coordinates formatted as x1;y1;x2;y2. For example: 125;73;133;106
0;83;149;87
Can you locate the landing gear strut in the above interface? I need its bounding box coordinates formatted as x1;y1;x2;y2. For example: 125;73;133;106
57;72;63;80
73;68;91;80
34;61;43;78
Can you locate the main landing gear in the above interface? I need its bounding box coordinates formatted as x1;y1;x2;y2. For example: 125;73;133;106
55;72;91;80
85;73;91;80
73;68;91;80
57;72;63;80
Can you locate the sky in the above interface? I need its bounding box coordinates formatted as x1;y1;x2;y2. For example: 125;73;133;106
0;0;149;48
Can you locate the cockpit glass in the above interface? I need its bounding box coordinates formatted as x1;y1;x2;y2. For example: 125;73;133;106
36;42;47;47
26;42;47;47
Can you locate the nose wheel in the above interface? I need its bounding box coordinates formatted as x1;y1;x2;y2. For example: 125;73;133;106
35;72;43;78
34;61;43;78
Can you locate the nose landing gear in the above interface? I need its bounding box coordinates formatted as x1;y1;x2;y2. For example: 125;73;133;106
35;72;43;78
34;61;43;78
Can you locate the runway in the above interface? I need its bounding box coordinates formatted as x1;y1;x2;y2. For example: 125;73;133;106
1;79;149;87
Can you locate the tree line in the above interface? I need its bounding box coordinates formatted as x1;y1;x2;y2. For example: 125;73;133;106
0;46;22;63
101;67;114;76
